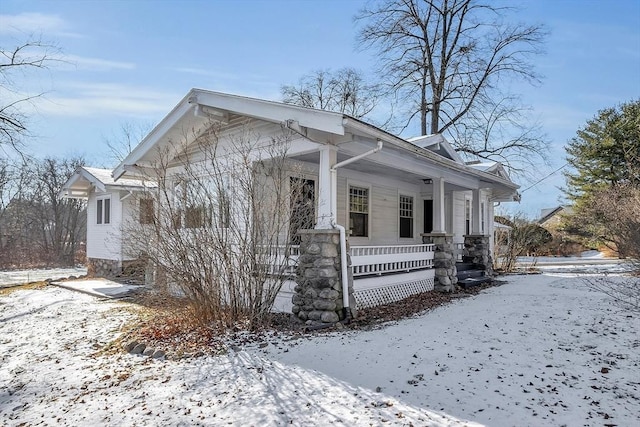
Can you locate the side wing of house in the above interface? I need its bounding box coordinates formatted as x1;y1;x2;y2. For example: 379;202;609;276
60;166;153;277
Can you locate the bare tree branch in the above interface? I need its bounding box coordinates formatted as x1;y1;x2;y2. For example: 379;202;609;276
356;0;548;172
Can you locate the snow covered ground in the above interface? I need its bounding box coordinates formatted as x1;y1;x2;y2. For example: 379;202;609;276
1;267;639;426
0;267;87;288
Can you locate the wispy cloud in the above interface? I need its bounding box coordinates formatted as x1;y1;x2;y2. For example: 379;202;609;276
0;12;81;38
3;82;178;118
61;54;136;71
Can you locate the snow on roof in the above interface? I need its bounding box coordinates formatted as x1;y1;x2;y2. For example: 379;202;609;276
82;167;151;188
60;166;155;199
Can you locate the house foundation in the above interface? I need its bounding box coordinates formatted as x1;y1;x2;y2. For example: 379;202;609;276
422;233;457;292
463;234;493;276
292;229;356;324
87;257;148;283
87;258;121;278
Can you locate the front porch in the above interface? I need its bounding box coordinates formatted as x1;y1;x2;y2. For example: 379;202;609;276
274;236;492;312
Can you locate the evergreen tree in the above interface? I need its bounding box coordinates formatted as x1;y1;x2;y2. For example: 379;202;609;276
563;100;640;258
565;100;640;199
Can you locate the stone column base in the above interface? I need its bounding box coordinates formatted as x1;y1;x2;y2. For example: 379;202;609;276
292;229;356;324
463;234;493;276
422;233;457;292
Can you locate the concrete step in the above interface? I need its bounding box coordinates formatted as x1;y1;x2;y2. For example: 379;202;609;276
457;269;485;281
458;276;492;289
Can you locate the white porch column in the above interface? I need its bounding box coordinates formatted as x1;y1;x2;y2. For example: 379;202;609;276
433;177;446;233
316;145;336;229
472;188;481;234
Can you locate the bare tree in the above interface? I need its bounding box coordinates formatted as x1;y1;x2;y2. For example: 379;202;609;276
493;214;552;272
1;36;61;153
584;275;640;314
356;0;548;168
123;121;310;329
281;68;384;120
103;121;154;166
451;93;548;174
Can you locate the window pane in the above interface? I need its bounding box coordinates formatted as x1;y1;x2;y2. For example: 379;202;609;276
350;212;368;237
400;217;413;238
399;195;413;238
349;186;369;237
185;205;203;229
104;198;111;224
140;198;154;224
97;199;103;224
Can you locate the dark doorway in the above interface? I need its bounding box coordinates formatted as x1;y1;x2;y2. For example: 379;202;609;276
423;199;433;233
290;178;315;244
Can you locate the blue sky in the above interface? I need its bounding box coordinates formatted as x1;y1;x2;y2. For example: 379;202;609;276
1;0;639;218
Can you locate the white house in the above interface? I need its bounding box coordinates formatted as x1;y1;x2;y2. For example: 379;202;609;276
60;166;155;277
108;89;519;318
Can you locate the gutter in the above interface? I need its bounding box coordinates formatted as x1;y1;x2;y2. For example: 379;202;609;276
330;140;383;320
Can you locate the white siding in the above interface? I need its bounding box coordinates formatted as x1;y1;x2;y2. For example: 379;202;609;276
86;190;125;261
337;168;423;245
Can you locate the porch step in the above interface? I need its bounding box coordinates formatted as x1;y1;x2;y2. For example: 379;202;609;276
458;276;492;289
456;262;476;271
456;268;485;281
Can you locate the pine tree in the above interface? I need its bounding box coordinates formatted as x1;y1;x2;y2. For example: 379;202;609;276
565;100;640;199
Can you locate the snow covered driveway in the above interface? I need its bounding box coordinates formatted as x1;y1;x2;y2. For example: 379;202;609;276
1;272;639;426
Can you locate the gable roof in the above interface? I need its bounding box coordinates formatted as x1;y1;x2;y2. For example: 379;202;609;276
113;89;520;198
60;166;154;199
537;206;572;225
407;134;464;163
466;161;512;181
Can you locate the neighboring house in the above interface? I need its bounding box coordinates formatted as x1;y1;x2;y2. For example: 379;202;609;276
538;206;572;230
108;89;520;315
60;166;155;277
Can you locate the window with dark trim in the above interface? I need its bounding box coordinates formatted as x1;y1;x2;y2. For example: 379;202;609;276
399;195;413;238
349;186;369;237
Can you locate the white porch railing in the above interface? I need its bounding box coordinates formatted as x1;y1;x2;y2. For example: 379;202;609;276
350;244;435;277
454;242;465;262
272;243;436;277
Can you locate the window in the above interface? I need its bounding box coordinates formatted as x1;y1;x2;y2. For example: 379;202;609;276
96;197;110;225
289;177;315;244
465;198;471;235
349;186;369;237
139;198;154;224
399;195;413;238
481;201;486;234
176;176;230;229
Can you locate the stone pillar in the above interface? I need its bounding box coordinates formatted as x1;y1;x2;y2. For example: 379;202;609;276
422;233;457;292
292;229;356;324
463;234;493;276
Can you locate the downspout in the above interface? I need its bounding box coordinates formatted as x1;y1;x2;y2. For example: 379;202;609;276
330;140;383;320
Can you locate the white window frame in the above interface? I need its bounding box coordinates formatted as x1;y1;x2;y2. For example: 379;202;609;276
96;195;111;225
347;181;371;239
398;193;415;239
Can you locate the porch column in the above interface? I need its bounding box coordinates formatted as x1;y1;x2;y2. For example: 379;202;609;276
316;145;336;229
472;188;481;234
432;177;446;233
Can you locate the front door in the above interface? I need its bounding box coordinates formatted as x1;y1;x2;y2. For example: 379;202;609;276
423;199;433;233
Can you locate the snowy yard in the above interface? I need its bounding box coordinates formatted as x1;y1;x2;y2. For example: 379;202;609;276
1;269;639;426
